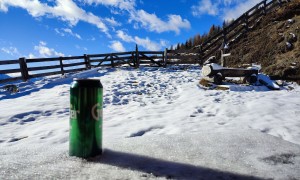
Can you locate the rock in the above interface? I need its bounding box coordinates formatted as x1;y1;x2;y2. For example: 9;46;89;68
287;33;297;43
287;19;295;24
286;42;293;51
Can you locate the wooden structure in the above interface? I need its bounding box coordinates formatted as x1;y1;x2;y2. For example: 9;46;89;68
202;63;259;84
0;46;170;84
192;0;293;62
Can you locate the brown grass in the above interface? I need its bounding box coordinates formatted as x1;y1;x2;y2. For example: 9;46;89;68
199;79;211;87
224;1;300;80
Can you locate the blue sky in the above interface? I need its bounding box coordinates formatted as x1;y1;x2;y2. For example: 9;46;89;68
0;0;261;60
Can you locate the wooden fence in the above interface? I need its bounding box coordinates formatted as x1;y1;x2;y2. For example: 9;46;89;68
191;0;293;61
0;45;173;84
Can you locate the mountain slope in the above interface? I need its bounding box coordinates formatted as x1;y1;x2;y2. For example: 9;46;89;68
225;1;300;79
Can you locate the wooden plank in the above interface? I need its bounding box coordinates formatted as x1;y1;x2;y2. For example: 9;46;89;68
225;18;244;33
266;1;277;12
248;13;263;26
225;14;246;31
89;58;111;63
227;26;245;41
26;57;60;63
140;53;162;67
109;52;133;56
0;60;19;65
248;8;263;20
244;1;263;15
27;65;61;71
203;44;222;60
0;68;21;74
61;56;84;60
87;53;110;58
202;37;222;52
202;31;223;47
108;56;134;61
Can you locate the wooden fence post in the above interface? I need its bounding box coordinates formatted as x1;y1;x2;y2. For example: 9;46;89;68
135;44;140;68
84;54;91;69
110;54;115;68
263;0;267;15
243;13;249;32
163;48;168;68
131;52;135;67
19;57;29;81
278;0;282;7
59;57;64;75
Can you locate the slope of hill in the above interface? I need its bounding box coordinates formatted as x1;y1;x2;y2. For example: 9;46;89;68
224;1;300;79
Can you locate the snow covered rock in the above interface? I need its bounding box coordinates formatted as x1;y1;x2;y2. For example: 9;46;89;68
287;19;295;24
286;42;293;50
287;33;297;43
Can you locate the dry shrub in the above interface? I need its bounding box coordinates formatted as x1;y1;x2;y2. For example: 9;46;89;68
199;79;211;87
215;86;230;91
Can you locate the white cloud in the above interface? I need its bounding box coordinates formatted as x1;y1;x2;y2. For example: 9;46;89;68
134;37;162;51
82;0;135;11
55;28;65;36
62;28;82;39
105;17;122;27
34;41;64;57
109;41;126;52
0;0;109;36
75;45;88;51
129;10;190;35
191;0;261;20
55;28;82;39
1;46;20;57
28;53;36;59
116;30;134;42
222;0;261;20
116;30;168;51
192;0;219;16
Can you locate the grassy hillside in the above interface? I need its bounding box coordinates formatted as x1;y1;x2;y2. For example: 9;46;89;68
225;1;300;79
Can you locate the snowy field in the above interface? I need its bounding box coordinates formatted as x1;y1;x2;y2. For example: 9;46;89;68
0;65;300;179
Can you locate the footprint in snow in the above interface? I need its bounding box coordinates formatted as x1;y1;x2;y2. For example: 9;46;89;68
190;107;204;117
8;136;28;143
127;126;163;138
8;111;41;124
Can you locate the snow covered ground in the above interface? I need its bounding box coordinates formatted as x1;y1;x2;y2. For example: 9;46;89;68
0;65;300;179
